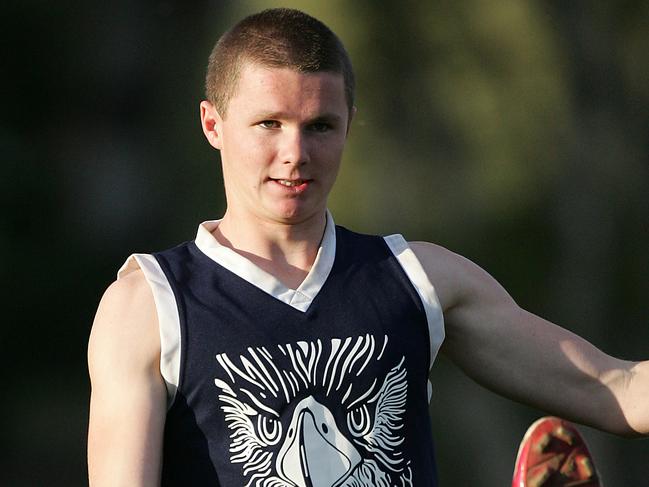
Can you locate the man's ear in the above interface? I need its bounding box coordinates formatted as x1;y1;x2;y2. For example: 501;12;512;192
346;106;357;136
200;100;223;150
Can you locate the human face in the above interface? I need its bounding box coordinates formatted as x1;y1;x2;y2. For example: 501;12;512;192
201;62;351;225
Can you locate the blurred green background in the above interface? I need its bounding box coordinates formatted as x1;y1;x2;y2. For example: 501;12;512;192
3;0;648;485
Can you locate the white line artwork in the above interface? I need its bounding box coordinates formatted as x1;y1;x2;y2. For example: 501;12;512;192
214;334;413;487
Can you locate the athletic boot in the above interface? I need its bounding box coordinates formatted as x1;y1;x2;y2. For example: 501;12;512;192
512;416;602;487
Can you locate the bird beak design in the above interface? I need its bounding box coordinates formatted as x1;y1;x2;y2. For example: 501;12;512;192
276;396;362;487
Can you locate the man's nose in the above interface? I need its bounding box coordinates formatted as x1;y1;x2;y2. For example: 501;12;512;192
278;128;309;166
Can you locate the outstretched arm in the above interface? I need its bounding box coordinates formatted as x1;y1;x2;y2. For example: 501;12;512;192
411;241;649;437
87;270;167;486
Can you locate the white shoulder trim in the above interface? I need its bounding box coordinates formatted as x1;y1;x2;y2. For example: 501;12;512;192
118;254;181;408
383;234;445;370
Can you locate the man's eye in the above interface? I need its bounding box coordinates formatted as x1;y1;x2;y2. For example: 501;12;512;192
259;120;280;129
309;122;332;133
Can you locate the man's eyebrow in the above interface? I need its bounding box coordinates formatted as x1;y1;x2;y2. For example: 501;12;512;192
310;113;343;123
253;110;288;120
252;111;343;123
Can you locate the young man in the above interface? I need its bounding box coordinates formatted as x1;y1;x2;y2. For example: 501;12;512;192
87;8;648;487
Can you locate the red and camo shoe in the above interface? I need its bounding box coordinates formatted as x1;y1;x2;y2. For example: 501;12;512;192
512;416;602;487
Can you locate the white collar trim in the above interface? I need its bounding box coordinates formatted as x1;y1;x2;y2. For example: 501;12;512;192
194;211;336;312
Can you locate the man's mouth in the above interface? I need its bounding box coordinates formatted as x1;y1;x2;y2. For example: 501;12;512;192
271;178;311;189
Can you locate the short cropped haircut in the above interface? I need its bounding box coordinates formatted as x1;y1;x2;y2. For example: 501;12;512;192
205;8;355;117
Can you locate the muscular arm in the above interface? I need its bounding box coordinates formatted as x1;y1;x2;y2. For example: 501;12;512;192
87;270;167;486
411;241;649;437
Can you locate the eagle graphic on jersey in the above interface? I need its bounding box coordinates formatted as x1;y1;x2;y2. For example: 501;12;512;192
213;334;412;487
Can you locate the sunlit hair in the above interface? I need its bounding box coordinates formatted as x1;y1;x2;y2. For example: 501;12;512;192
205;8;355;117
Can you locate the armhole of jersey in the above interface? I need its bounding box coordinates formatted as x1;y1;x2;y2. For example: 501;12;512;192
383;234;445;403
117;254;181;409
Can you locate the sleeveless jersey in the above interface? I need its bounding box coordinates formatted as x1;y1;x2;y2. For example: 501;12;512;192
118;212;445;487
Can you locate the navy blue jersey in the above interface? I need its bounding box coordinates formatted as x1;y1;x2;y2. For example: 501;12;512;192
118;213;444;487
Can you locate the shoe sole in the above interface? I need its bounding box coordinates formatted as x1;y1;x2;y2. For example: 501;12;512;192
512;416;602;487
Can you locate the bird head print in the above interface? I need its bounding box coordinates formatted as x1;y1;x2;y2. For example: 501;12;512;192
213;334;413;487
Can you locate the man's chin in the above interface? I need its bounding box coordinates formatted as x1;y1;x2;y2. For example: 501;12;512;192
266;204;326;226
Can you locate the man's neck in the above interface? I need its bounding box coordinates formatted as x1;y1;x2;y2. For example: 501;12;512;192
213;209;328;289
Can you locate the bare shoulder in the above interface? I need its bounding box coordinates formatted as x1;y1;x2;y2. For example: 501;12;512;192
88;269;167;485
88;269;161;377
408;241;513;312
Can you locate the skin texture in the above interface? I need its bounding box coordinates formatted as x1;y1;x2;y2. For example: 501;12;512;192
87;270;166;487
87;62;648;487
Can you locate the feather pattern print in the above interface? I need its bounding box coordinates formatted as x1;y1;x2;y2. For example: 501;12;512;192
214;335;413;487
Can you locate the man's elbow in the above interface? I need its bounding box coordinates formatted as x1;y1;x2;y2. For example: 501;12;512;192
599;363;649;438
